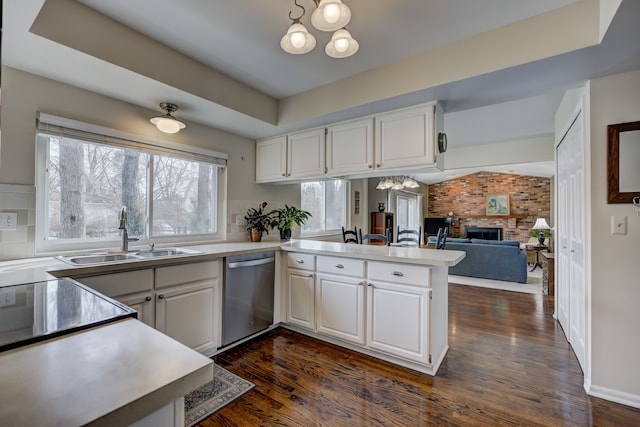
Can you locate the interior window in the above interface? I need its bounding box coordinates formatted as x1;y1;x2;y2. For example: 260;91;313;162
301;179;347;234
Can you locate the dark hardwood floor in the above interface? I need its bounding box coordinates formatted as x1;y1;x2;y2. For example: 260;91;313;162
201;284;640;426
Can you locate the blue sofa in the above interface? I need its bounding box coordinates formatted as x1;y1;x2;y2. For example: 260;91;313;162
433;237;528;283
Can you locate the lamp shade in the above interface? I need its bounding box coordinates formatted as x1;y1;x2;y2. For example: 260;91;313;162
325;28;359;58
311;0;351;32
150;103;186;134
281;22;316;54
532;218;550;230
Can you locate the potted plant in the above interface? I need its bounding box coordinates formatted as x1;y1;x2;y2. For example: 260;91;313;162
270;204;312;240
245;202;273;242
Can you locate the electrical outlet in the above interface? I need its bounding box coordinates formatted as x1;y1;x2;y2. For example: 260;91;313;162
0;212;17;230
0;289;16;307
235;215;246;226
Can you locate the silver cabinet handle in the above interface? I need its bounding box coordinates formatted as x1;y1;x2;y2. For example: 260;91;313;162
145;296;152;302
335;264;344;269
158;294;165;300
282;173;286;177
570;250;575;253
376;164;381;167
305;273;313;278
324;167;328;174
368;164;372;168
359;281;366;286
392;271;404;277
367;283;374;288
296;259;304;264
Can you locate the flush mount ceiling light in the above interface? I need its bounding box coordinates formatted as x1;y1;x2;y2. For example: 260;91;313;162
150;102;186;134
281;0;359;58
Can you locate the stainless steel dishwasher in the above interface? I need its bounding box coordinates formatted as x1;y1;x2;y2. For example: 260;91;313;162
222;251;275;346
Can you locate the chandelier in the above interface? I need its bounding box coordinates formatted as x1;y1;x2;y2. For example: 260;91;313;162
280;0;359;58
375;176;421;190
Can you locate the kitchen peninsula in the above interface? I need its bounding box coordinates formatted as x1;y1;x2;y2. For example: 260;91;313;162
280;240;464;375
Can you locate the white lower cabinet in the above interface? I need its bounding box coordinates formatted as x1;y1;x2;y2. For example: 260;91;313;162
155;280;219;355
285;253;437;372
286;268;316;330
366;280;430;364
74;259;221;356
315;273;365;345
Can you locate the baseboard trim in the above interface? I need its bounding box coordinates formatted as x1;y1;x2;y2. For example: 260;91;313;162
588;384;640;409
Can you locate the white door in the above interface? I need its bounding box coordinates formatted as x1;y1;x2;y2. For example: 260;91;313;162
366;281;430;364
155;280;218;355
326;118;374;175
556;108;586;371
315;273;365;344
286;268;316;329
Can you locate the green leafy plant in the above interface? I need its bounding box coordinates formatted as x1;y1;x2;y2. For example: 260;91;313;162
245;202;273;234
270;204;312;232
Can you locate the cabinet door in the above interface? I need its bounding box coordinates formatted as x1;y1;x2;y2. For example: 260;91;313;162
288;128;326;179
286;268;315;329
326;117;374;175
367;281;431;364
256;135;287;182
155;279;220;355
118;292;155;328
75;269;153;298
316;273;365;344
375;103;437;171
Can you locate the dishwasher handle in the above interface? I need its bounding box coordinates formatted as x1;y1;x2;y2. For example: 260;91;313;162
227;256;275;269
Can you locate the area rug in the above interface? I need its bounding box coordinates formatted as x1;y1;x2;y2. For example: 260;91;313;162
184;364;255;426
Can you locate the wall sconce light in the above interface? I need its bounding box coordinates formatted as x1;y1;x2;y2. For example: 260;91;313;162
150;103;186;134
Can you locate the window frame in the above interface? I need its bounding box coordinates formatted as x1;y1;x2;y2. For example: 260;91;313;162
35;113;228;255
300;179;349;237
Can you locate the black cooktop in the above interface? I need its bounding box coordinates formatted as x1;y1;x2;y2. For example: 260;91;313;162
0;278;136;352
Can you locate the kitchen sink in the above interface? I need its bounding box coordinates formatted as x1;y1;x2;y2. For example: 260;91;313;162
60;253;141;265
134;248;202;258
56;247;202;266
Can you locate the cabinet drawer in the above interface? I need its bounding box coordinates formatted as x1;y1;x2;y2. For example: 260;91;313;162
287;253;315;271
78;269;153;298
317;256;365;277
155;260;220;289
367;261;431;287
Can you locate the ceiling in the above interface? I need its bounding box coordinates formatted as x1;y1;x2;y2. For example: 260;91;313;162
3;0;640;182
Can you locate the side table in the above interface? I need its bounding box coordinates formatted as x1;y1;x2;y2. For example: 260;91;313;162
525;245;548;272
541;252;555;296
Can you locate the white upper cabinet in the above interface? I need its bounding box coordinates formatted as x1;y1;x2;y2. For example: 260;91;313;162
326;117;374;175
255;101;443;183
288;128;326;179
256;135;287;182
375;102;440;171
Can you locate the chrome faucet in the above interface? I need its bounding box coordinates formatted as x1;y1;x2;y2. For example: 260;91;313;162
118;206;139;252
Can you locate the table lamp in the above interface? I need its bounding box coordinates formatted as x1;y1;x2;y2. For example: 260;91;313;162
532;218;550;246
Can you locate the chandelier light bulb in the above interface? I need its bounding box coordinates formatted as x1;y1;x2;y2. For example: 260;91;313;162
154;118;182;134
334;37;349;53
325;28;359;58
291;31;306;48
323;3;340;24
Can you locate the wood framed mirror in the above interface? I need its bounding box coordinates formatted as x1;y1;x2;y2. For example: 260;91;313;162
607;121;640;203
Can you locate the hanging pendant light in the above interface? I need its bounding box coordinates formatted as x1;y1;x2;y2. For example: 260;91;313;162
325;28;359;58
150;103;186;134
281;0;316;55
311;0;351;32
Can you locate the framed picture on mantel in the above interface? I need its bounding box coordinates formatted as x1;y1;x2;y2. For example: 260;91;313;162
486;194;510;216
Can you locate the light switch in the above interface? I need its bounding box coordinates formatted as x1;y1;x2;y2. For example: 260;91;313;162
0;212;17;230
611;216;627;235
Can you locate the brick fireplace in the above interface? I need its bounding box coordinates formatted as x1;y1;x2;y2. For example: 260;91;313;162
427;172;551;243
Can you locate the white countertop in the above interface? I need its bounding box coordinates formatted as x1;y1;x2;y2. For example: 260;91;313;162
280;240;465;266
0;318;213;426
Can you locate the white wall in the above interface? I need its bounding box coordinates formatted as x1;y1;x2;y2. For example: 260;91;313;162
0;67;300;257
588;69;640;405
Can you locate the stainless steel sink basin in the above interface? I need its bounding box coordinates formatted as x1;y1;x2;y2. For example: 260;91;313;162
56;247;202;265
134;248;201;258
60;253;141;265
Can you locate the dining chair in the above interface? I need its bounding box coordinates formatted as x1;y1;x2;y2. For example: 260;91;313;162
397;226;422;246
359;229;391;246
342;226;359;244
435;227;449;250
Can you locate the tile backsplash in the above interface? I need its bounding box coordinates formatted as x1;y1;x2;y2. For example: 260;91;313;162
0;184;36;260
